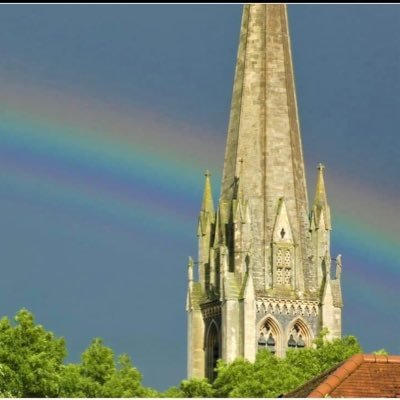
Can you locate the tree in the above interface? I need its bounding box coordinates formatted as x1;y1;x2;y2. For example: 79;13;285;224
179;378;214;398
212;331;363;398
0;308;367;398
103;354;149;397
213;351;304;398
212;357;254;398
161;378;214;398
373;349;389;355
59;338;156;398
0;309;67;397
162;385;185;398
81;338;115;387
59;364;97;398
0;363;20;397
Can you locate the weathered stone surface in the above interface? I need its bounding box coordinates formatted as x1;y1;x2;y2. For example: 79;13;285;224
221;4;309;293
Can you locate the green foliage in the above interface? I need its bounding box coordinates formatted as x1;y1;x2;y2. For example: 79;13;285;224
59;339;115;397
81;338;115;386
102;354;146;397
141;385;160;398
213;330;363;398
59;364;96;398
373;348;389;355
251;350;305;397
179;378;214;398
0;309;156;398
315;335;362;373
213;351;304;398
0;309;369;398
0;309;67;397
0;363;20;397
60;338;154;398
161;378;214;398
213;357;253;397
162;385;185;398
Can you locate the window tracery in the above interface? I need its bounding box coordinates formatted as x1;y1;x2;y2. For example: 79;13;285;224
258;319;279;355
275;247;292;286
287;322;309;349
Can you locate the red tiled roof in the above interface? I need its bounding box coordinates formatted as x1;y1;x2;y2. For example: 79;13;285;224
308;354;400;398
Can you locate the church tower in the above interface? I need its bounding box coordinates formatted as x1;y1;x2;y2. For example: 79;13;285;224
187;4;342;381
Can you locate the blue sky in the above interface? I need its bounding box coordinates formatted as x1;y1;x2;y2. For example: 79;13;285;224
0;4;398;390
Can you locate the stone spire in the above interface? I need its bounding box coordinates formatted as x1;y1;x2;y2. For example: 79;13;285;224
187;4;342;379
314;164;328;207
310;163;335;306
201;170;215;216
220;4;310;292
197;171;216;293
198;170;215;237
311;163;331;230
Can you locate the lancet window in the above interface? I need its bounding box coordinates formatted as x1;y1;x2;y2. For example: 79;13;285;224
287;321;310;349
206;321;220;382
258;318;281;356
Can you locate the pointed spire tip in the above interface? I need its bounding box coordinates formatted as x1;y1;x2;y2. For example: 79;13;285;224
200;169;215;215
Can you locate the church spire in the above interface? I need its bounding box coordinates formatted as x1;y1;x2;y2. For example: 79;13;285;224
187;4;342;379
220;4;310;291
222;4;308;202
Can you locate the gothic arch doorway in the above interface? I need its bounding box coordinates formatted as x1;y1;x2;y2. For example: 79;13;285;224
205;320;220;382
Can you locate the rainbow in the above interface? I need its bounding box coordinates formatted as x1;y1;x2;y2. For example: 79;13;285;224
0;75;398;352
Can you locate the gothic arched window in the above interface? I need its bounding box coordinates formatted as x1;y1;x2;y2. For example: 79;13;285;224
258;317;281;356
287;320;311;349
206;322;220;382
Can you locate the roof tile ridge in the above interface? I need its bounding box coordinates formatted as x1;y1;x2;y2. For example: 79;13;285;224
308;354;364;397
387;355;400;363
363;353;400;364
